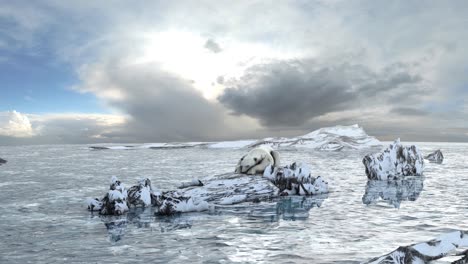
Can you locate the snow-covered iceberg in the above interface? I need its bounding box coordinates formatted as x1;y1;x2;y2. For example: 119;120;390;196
87;176;130;215
250;124;381;150
362;178;424;208
0;158;6;165
88;170;328;216
364;230;468;264
425;149;444;164
263;162;329;196
363;139;425;180
88;124;381;151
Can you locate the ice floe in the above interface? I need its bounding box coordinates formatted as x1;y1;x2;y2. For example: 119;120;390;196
424;149;444;164
263;162;329;196
365;230;468;264
363;139;425;180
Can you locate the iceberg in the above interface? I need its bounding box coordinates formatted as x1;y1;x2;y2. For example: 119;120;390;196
424;149;444;164
86;149;330;216
363;139;425;180
127;178;153;207
364;230;468;264
250;124;381;150
87;176;130;215
263;162;329;196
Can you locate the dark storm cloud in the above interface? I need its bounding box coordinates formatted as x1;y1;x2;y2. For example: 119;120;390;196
204;39;222;53
218;59;423;127
78;63;241;142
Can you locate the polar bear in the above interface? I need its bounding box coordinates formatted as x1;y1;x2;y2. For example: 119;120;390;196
235;145;280;175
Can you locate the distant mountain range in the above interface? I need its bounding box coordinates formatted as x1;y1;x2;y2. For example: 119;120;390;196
89;124;382;151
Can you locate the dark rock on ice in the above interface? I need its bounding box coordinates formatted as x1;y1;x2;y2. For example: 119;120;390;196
362;177;424;208
0;158;6;165
363;139;424;180
364;230;468;264
425;149;444;164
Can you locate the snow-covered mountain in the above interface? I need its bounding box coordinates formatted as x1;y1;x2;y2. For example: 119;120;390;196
248;124;381;150
89;124;381;151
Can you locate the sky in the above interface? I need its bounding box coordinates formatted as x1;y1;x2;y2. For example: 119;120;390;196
0;0;467;145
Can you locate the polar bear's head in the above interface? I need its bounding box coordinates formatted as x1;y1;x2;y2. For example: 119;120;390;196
235;146;280;175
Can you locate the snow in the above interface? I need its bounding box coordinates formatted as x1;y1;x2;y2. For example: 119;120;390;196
88;124;381;151
207;140;256;149
178;178;204;189
127;178;153;207
263;162;329;195
157;196;210;215
365;230;468;264
218;194;247;205
363;139;425;180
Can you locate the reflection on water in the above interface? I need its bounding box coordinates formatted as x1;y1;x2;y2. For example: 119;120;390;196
362;177;424;208
96;194;328;243
249;195;329;221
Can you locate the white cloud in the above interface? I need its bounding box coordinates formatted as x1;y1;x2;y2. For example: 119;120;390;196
0;111;35;137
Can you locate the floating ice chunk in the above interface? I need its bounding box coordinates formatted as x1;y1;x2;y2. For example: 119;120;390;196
363;139;424;180
424;149;444;164
365;230;468;264
218;194;247;205
88;176;129;215
87;198;103;211
178;178;204;189
156;196;209;216
264;162;329;196
127;178;153;207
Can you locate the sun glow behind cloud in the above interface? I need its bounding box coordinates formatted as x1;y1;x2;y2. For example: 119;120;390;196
133;30;302;100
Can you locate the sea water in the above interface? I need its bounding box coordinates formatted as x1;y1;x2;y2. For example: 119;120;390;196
0;143;467;263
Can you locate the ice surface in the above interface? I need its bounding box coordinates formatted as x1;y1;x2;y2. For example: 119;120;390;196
425;149;444;164
88;124;381;151
363;139;425;180
207;140;256;149
218;194;247;205
178;178;204;188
